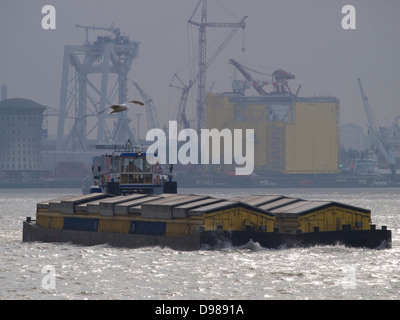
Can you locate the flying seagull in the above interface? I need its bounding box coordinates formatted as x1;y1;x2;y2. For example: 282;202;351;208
98;100;145;115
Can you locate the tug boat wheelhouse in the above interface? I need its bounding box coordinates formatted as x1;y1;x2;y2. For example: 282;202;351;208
83;141;177;196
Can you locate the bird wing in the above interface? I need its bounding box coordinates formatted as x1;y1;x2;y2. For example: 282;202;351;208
97;102;139;115
98;105;122;115
97;107;109;115
110;105;122;111
109;105;128;114
127;100;145;106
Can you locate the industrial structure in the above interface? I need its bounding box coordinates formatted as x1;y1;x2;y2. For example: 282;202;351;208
132;81;161;131
2;3;399;189
170;0;247;132
57;24;140;152
199;56;338;176
358;78;399;175
0;25;158;187
205;93;340;175
229;59;299;96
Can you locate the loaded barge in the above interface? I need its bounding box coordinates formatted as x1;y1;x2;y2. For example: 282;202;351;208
23;192;391;250
22;142;392;250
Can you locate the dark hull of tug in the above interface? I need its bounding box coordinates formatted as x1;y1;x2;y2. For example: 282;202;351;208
23;221;391;250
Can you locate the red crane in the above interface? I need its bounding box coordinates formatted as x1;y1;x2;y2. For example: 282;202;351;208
229;59;298;96
229;59;268;95
272;69;295;95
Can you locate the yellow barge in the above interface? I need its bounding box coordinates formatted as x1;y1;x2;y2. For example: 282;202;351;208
23;192;391;250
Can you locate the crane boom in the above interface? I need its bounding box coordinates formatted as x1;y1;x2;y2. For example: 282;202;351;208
132;81;160;130
358;78;379;134
170;74;191;129
229;59;268;95
173;9;247;130
393;122;400;142
187;0;247;133
367;123;395;165
204;16;247;72
358;78;396;174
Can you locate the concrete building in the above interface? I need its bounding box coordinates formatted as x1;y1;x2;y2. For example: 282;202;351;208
0;98;46;177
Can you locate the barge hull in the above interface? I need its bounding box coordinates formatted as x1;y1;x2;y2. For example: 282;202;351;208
207;230;392;249
23;221;391;250
23;221;202;251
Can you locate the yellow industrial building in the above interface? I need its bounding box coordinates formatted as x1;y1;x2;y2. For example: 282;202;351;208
205;93;340;174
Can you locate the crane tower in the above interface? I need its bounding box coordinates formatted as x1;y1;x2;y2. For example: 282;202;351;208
183;0;246;133
57;25;139;152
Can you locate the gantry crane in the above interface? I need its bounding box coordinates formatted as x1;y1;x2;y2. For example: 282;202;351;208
57;24;139;151
171;0;247;132
358;78;396;175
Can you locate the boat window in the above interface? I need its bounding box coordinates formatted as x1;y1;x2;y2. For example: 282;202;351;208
103;157;111;173
119;157;149;173
93;157;102;172
121;158;132;172
111;157;120;173
120;174;128;183
134;158;144;171
121;158;130;173
119;173;153;184
143;160;152;172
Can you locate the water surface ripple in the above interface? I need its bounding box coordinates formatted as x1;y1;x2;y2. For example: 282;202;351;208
1;188;399;299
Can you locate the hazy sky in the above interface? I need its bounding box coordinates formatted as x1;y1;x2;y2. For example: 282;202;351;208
1;0;400;137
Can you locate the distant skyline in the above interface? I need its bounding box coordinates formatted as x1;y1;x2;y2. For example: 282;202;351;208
1;0;399;137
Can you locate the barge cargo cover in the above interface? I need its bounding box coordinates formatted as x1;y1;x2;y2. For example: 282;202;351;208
23;193;391;250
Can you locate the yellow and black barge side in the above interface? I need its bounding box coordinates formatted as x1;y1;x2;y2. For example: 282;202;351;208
22;193;392;250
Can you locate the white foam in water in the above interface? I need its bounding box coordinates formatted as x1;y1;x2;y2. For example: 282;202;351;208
237;239;263;251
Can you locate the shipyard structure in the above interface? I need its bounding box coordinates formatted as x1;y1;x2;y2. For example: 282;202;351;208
174;52;400;187
176;91;347;188
178;87;383;187
206;93;339;175
1;7;399;189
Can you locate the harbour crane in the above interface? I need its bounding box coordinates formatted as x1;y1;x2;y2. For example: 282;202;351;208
393;116;400;142
169;74;191;130
229;59;298;96
132;81;161;130
229;59;268;95
272;69;296;95
171;0;247;132
75;24;120;45
358;78;396;175
57;24;139;151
